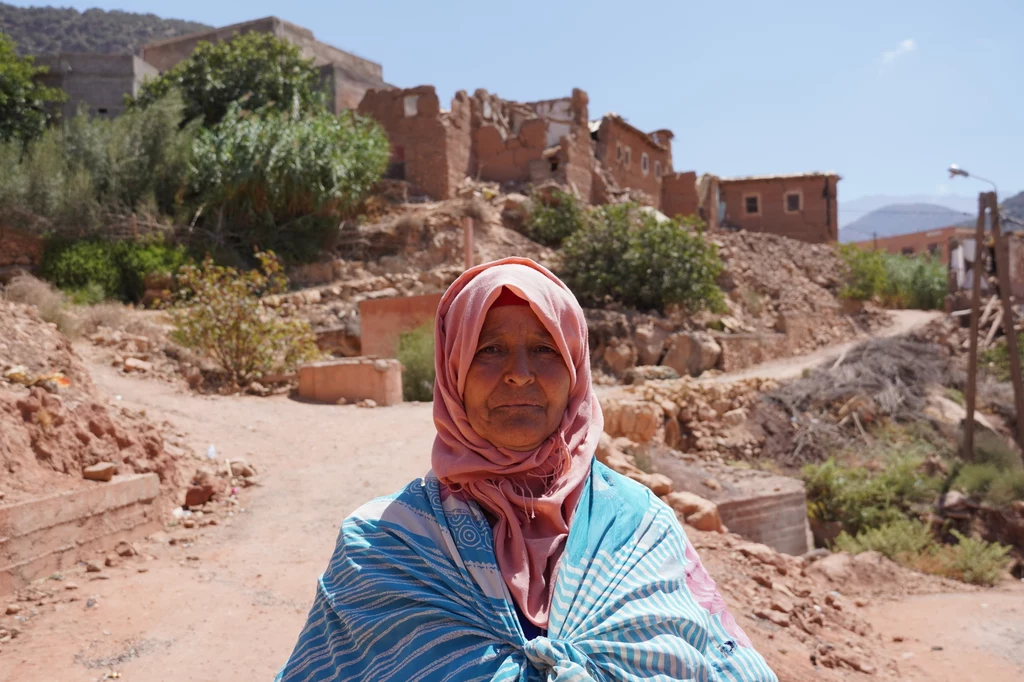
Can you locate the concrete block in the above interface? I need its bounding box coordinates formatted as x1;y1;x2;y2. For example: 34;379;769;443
0;474;160;594
298;358;403;406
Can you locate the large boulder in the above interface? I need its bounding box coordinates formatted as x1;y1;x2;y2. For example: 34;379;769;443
634;322;671;366
662;332;722;377
602;340;637;378
664;491;724;533
601;398;664;443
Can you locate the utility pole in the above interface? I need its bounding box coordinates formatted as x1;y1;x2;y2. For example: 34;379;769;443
463;216;474;270
988;192;1024;459
963;192;988;459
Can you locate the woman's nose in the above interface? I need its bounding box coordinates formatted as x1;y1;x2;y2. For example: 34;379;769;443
504;347;535;386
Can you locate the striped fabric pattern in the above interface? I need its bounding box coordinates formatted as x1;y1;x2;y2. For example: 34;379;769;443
277;462;778;681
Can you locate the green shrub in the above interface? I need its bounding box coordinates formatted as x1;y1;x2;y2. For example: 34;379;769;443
397;323;435;402
803;456;941;537
839;245;947;310
168;251;319;385
987;470;1024;505
938;531;1011;586
41;238;187;303
42;239;121;297
835;521;1010;586
834;518;934;560
0;91;194;230
560;204;725;314
67;282;107;306
187;105;389;263
523;190;588;247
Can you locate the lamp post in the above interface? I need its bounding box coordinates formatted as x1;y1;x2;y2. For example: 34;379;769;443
948;164;997;192
949;165;1024;461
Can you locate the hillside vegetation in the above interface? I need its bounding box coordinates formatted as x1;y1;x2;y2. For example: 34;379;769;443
0;2;208;55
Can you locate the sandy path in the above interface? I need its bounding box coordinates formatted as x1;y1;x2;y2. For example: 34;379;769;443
702;309;942;384
3;354;438;681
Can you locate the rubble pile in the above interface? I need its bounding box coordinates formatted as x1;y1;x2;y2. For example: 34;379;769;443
600;377;775;463
691;527;962;679
596;417;958;680
0;301;184;503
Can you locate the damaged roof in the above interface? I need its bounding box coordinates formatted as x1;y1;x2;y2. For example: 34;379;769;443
718;171;842;183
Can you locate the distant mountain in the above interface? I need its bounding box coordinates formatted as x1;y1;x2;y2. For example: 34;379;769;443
840;193;977;228
840;203;973;244
0;2;209;55
1003;190;1024;228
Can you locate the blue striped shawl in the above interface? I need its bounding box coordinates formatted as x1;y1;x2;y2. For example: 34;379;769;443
277;462;778;681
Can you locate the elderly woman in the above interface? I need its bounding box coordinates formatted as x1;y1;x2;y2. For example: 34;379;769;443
278;258;777;681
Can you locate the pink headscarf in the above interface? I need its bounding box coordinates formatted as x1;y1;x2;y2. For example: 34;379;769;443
432;257;603;628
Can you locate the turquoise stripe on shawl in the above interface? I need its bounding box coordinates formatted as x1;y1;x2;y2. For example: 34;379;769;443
277;462;778;681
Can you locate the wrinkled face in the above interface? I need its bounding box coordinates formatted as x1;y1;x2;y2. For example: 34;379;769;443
464;304;572;452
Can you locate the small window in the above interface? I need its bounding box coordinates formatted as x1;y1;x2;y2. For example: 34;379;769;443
624;146;632;165
97;107;109;115
654;161;662;177
901;246;915;255
616;143;623;161
785;191;802;213
641;153;650;176
744;194;760;215
927;243;939;255
403;95;419;118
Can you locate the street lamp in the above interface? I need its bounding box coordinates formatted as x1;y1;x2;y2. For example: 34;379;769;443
948;164;997;192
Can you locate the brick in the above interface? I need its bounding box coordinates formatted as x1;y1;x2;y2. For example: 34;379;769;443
298;358;403;406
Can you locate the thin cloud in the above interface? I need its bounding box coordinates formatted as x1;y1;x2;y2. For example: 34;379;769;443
879;39;916;72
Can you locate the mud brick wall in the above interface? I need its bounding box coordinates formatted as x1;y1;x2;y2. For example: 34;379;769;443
594;116;672;209
720;176;839;244
0;227;44;268
359;87;470;200
661;171;699;219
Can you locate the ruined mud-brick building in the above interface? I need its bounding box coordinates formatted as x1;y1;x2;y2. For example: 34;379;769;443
715;172;841;243
34;16;389;119
359;85;707;217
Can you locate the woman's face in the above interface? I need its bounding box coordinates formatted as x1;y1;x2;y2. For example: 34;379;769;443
463;304;571;452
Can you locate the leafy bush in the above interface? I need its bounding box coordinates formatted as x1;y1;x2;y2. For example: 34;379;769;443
938;530;1011;585
839;245;947;310
834;517;934;560
560;204;725;314
131;32;323;126
957;464;1024;505
523;190;588;247
168;252;319;385
0;91;195;230
835;521;1010;586
187;106;389;263
0;34;67;145
397;323;435;402
803;457;941;537
67;282;107;306
41;238;187;303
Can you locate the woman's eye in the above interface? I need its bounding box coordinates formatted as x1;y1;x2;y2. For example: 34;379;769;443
535;345;557;354
478;345;501;355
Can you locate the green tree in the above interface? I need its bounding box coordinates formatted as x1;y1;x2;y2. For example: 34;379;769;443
0;34;67;144
187;104;389;262
131;32;323;126
561;204;725;313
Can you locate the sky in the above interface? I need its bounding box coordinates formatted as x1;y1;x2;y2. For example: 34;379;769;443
8;0;1024;206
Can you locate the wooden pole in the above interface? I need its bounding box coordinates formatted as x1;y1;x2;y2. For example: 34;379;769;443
989;192;1024;457
463;216;474;270
964;192;988;459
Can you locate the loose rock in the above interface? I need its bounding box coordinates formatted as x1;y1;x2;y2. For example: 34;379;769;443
82;462;117;482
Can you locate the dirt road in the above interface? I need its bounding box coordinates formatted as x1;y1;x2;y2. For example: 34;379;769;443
703;309;942;384
4;328;1023;682
3;355;438;681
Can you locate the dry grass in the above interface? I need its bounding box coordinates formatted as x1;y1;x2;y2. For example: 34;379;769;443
3;274;80;338
78;302;128;336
